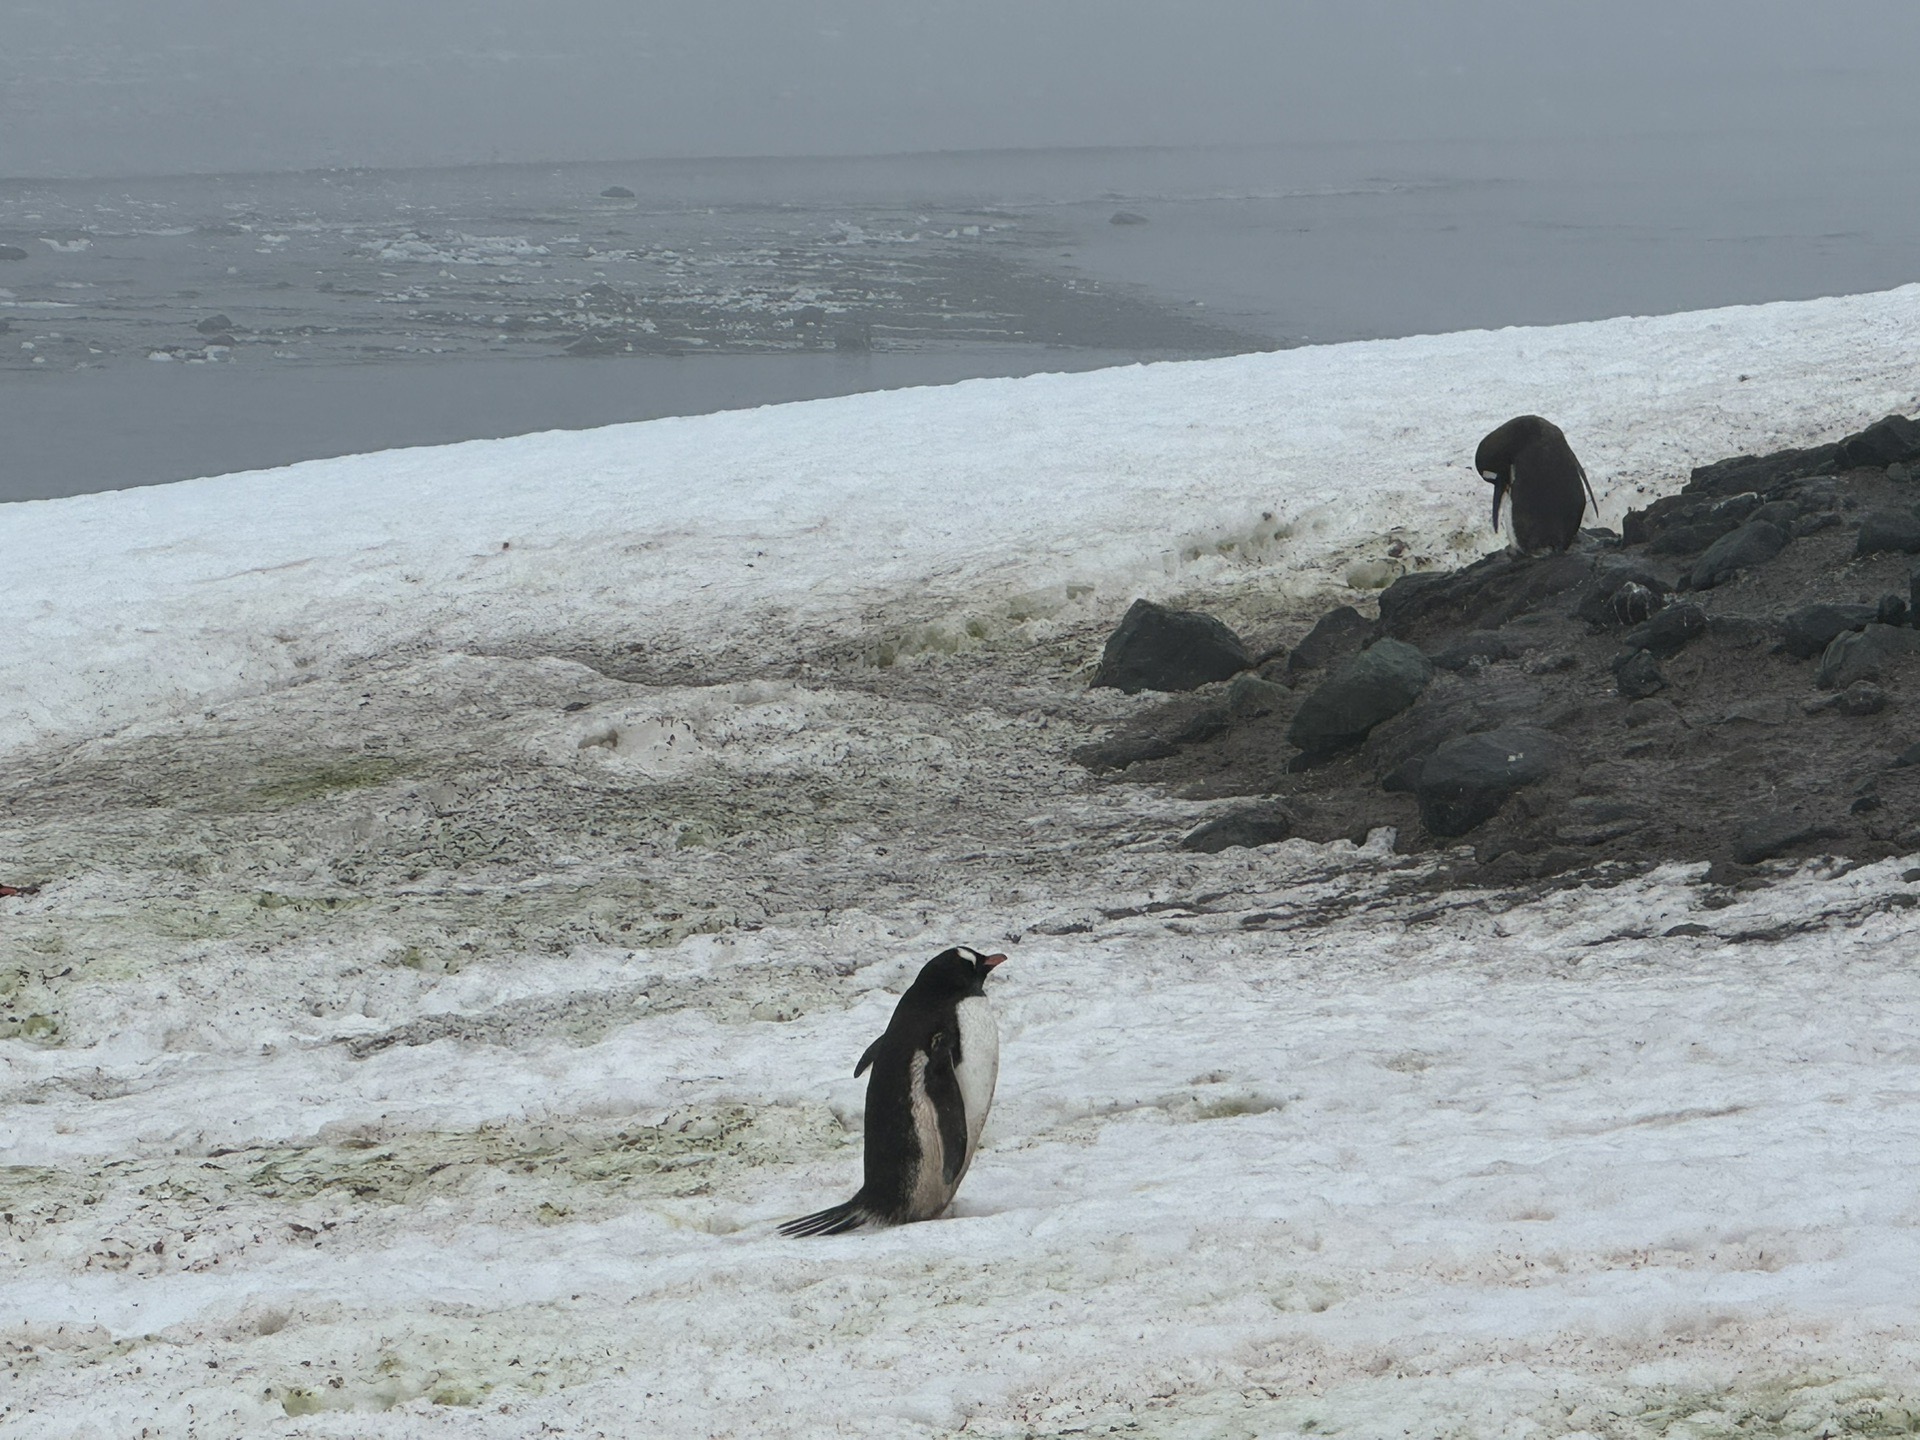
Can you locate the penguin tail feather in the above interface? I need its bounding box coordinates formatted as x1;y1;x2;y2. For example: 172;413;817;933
778;1196;872;1238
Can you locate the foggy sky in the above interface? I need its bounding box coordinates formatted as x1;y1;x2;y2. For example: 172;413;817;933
4;0;1918;178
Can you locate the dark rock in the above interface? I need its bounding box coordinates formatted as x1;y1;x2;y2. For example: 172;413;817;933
1835;413;1920;470
1665;922;1713;938
1750;499;1800;530
0;244;27;262
1428;631;1512;671
1648;520;1738;556
1613;649;1668;699
1854;511;1920;558
1287;640;1434;756
1620;602;1706;658
1381;754;1427;793
1376;549;1592;644
1415;725;1565;836
1286;605;1372;674
1894;741;1920;767
1573;560;1669;626
1851;793;1883;814
1686;444;1841;497
1226;674;1289;720
1689;521;1789;589
1109;211;1150;225
1793;512;1844;539
1817;624;1920;689
1167;706;1231;746
1074;733;1180;771
1706;614;1775;648
1608;582;1664;627
1880;594;1911;628
1835;682;1889;716
1092;599;1252;694
195;313;235;335
1731;811;1831;865
1179;802;1295;853
1778;603;1876;659
600;185;636;198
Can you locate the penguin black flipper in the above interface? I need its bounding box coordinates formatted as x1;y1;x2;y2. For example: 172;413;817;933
1490;472;1509;533
926;1030;971;1189
853;1035;883;1078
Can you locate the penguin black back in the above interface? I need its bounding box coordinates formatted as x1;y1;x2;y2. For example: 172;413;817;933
1475;415;1597;554
780;946;1005;1237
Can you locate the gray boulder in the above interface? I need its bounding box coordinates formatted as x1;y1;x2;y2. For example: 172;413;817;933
1092;599;1252;694
1286;639;1433;756
1853;510;1920;558
1817;623;1920;690
1620;602;1705;658
1415;725;1565;836
1179;803;1296;853
1779;603;1876;659
1689;521;1789;589
1613;649;1668;699
1286;604;1372;673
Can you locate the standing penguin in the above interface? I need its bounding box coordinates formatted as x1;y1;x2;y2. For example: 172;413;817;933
1475;415;1599;554
780;946;1005;1237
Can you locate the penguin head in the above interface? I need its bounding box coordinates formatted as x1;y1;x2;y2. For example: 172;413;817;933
911;946;1006;999
1475;414;1548;485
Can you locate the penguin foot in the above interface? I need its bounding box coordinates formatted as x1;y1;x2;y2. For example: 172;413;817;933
778;1197;874;1237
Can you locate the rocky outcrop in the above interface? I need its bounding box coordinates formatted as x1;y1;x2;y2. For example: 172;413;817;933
1078;409;1920;877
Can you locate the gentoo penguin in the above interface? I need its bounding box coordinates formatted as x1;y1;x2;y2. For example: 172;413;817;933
780;946;1005;1237
1475;415;1599;554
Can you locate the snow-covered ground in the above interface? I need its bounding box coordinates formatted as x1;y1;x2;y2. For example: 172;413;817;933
5;288;1920;1438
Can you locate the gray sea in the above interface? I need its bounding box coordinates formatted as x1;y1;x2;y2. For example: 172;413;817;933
4;134;1916;501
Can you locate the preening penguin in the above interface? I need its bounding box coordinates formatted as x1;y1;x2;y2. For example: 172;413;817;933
780;946;1005;1237
1475;415;1598;554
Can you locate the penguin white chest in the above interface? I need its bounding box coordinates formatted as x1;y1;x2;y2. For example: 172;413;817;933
952;995;999;1157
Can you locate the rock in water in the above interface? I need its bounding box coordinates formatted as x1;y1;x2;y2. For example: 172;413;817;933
1287;640;1434;756
196;313;235;334
1109;211;1149;225
1415;725;1564;836
1179;803;1296;853
1091;599;1252;694
600;185;636;198
0;244;28;262
1688;521;1789;589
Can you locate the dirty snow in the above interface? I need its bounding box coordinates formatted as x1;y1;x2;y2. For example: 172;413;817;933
5;288;1920;1437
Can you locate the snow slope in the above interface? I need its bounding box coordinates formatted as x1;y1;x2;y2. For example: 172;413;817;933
5;288;1920;1438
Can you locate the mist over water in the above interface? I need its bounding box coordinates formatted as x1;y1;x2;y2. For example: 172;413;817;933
4;134;1918;500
